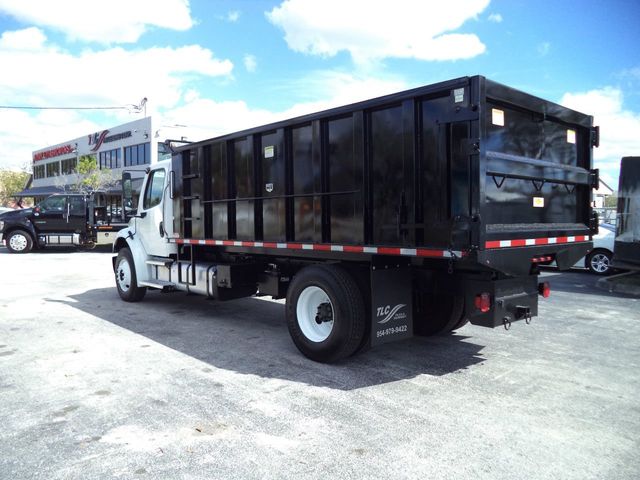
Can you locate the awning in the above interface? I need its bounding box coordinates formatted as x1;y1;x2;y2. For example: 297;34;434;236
13;185;71;197
14;178;144;197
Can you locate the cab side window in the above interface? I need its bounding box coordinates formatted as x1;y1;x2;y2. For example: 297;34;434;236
39;195;66;212
68;196;85;214
143;169;166;210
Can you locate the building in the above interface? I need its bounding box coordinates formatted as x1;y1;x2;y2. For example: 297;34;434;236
17;117;179;216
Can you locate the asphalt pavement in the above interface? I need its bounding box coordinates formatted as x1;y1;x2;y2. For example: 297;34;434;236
0;246;638;479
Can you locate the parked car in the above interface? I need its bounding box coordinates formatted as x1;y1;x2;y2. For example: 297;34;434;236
579;223;616;274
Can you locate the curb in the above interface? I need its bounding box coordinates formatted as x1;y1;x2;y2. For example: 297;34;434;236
596;271;640;296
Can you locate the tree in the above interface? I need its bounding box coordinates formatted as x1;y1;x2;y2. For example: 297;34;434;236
0;170;30;206
57;155;118;194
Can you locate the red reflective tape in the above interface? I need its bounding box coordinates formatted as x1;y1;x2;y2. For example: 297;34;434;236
313;244;332;251
534;238;549;245
556;236;569;244
287;243;303;250
377;247;401;255
485;240;502;249
416;249;444;258
511;239;527;247
343;245;364;253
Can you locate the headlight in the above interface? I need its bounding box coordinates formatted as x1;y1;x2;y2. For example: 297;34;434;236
0;220;4;231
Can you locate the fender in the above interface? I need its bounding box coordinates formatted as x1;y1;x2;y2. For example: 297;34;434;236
112;226;152;285
4;217;38;244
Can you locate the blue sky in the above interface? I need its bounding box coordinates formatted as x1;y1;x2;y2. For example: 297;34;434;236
0;0;639;186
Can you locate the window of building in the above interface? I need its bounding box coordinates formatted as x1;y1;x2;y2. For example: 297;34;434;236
61;157;77;175
33;165;45;180
124;142;150;166
46;161;60;177
99;148;121;169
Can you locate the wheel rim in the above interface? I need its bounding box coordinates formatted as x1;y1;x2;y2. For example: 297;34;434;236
116;257;132;292
297;286;334;342
9;233;28;251
590;253;610;273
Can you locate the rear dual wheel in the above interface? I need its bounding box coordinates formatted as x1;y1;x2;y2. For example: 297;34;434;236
413;292;467;336
286;265;366;363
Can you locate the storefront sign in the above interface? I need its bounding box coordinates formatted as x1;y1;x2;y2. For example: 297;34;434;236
33;144;74;161
89;129;132;152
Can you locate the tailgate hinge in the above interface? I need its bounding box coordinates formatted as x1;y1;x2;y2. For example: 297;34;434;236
589;168;600;189
590;126;600;148
464;138;480;156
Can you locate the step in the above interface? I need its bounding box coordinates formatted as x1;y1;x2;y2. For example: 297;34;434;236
139;280;176;290
145;257;174;267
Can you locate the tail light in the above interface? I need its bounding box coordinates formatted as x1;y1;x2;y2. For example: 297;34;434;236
532;255;554;264
474;292;491;313
538;282;551;298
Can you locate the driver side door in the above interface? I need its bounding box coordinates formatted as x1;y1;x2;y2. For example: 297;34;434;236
33;195;67;232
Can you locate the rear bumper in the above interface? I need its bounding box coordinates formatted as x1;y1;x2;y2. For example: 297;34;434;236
464;275;539;328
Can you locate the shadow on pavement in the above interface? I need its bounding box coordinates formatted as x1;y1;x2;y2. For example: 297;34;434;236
48;287;486;391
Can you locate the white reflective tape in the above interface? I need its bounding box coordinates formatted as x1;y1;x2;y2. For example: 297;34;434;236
302;244;314;250
525;239;536;246
277;243;287;248
567;236;575;242
548;237;557;244
363;247;378;254
400;248;417;256
254;242;263;247
331;245;344;252
500;240;511;247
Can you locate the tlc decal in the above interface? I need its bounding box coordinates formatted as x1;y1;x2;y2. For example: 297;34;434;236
88;130;109;152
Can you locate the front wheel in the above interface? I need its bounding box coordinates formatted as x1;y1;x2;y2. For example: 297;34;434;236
586;249;612;275
115;248;146;302
6;230;33;254
286;265;366;363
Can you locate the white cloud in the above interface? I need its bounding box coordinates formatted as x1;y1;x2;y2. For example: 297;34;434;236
537;42;551;57
266;0;489;63
488;13;503;23
0;26;46;50
159;73;409;143
243;54;257;73
0;28;233;169
227;10;241;22
0;29;232;110
561;87;640;186
0;0;194;44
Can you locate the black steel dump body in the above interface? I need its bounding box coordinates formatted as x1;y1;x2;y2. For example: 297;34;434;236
614;157;640;271
171;76;596;277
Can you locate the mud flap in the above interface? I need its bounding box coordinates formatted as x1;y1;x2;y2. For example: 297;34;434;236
370;260;413;346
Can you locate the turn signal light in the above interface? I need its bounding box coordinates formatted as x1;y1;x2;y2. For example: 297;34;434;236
538;282;551;298
474;292;491;313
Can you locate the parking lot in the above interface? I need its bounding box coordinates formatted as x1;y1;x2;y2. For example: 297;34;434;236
0;246;638;480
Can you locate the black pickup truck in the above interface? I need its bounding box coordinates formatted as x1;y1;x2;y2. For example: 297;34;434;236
0;193;127;253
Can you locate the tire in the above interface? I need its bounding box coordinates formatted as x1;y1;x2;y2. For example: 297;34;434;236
586;249;612;275
413;292;466;336
114;248;147;302
5;230;33;254
286;265;366;363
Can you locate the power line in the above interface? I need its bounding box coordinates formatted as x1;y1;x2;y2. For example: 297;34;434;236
0;98;147;112
0;105;131;110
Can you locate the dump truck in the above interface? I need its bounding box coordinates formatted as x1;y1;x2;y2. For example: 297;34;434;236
614;156;640;271
112;75;599;362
